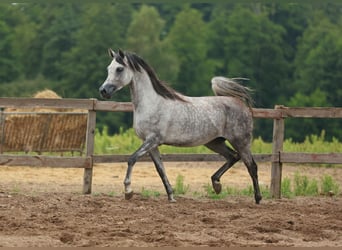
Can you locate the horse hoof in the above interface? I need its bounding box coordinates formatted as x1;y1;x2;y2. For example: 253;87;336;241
212;180;222;194
255;195;262;204
125;191;134;200
168;194;177;203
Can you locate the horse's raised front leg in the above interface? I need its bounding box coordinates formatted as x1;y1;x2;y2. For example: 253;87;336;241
124;136;159;200
149;147;176;202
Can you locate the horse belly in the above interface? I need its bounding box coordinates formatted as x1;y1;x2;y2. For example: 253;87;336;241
161;115;222;147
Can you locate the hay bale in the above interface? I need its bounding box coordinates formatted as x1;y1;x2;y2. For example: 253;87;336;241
32;89;86;113
1;89;88;154
32;89;65;113
5;89;87;113
33;89;62;99
5;89;62;113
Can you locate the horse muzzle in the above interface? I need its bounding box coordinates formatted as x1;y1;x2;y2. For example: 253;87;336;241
99;84;116;99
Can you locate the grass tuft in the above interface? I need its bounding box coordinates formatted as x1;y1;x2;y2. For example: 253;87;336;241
174;174;190;195
141;187;160;198
321;174;340;195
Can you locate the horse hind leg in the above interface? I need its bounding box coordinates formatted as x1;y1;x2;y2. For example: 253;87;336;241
239;150;262;204
205;138;241;194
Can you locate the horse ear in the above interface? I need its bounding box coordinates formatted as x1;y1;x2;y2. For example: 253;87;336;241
118;48;125;58
108;48;116;58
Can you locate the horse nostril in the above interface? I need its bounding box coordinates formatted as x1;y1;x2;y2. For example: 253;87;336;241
99;87;106;95
99;84;116;99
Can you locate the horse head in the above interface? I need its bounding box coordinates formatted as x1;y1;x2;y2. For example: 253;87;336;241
99;48;134;99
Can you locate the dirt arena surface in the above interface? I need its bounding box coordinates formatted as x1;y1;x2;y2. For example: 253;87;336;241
1;162;342;247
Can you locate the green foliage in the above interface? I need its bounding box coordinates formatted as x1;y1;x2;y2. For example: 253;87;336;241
201;173;340;200
126;5;179;83
0;76;58;98
293;172;318;196
203;183;232;200
294;172;309;196
141;187;160;198
321;175;340;195
218;5;290;108
57;3;134;99
1;3;341;141
251;137;272;154
0;5;21;82
283;130;342;153
281;173;340;197
174;174;190;195
94;127;341;155
94;127;142;155
287;13;342;141
165;6;214;96
281;177;293;198
294;15;342;106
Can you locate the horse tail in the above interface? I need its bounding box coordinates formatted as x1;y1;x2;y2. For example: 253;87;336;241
211;76;254;108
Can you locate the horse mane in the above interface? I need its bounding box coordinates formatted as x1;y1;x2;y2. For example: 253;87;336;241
115;50;186;102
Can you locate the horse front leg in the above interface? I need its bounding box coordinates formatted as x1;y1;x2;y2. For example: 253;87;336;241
149;147;176;202
124;136;159;200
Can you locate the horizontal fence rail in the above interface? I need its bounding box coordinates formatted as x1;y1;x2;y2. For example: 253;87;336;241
0;97;341;198
92;153;274;164
0;155;92;168
1;98;341;118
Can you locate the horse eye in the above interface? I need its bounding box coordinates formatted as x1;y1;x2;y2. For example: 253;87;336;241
116;67;124;73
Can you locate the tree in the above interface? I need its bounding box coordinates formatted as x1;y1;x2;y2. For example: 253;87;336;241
40;4;81;81
55;3;134;134
0;4;22;82
223;6;290;108
266;3;311;67
57;3;134;99
208;5;291;140
165;6;216;96
126;5;179;83
286;14;342;141
294;14;342;107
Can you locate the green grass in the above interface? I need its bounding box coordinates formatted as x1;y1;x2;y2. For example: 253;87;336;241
174;174;190;195
141;187;160;198
280;172;340;198
321;174;340;195
281;177;293;198
293;172;318;196
136;172;340;200
94;127;341;155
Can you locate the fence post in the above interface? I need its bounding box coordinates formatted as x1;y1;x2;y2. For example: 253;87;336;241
270;105;285;198
83;103;96;194
0;109;4;154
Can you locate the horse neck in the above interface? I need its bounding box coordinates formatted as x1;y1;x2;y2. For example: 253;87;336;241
129;70;161;111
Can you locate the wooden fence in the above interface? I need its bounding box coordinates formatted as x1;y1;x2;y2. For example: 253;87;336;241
0;97;341;198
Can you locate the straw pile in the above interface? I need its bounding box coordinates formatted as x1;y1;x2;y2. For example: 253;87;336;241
0;90;87;154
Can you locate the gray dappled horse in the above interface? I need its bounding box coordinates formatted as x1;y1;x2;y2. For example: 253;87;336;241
99;49;262;204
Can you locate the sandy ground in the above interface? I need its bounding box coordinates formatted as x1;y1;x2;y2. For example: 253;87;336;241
0;161;342;247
